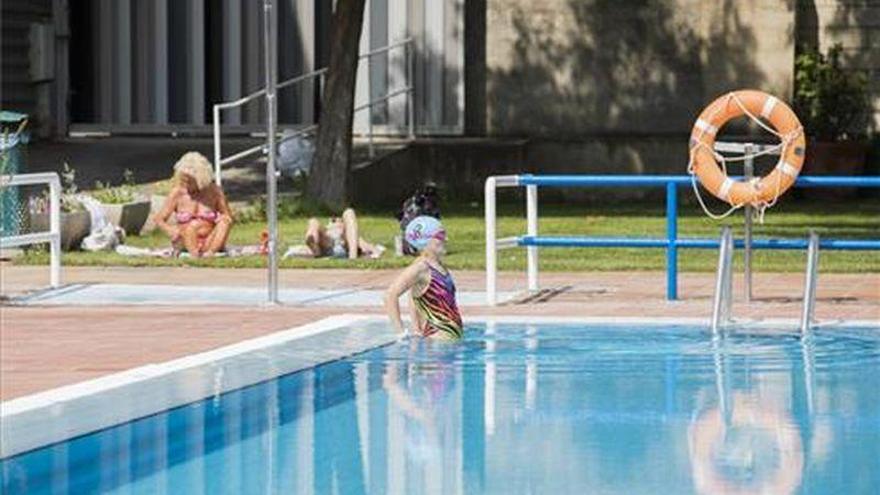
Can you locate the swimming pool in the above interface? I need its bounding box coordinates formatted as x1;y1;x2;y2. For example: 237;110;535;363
2;318;878;494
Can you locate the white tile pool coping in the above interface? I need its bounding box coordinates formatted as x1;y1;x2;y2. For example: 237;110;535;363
1;314;876;459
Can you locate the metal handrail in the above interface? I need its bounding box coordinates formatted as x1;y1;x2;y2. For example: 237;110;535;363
277;68;328;92
219;143;264;166
277;124;319;146
352;87;412;113
214;89;268;111
216;37;411;110
711;226;734;334
358;37;412;59
800;231;820;334
0;172;61;287
212;37;415;185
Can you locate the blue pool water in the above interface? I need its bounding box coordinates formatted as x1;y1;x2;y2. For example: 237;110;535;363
2;322;879;494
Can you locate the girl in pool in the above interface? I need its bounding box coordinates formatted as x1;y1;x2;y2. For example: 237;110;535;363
384;216;463;340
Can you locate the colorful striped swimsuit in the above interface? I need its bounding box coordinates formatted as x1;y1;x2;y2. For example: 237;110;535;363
413;264;463;340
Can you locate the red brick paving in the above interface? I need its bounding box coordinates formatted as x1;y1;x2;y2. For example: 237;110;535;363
1;266;877;401
0;305;347;400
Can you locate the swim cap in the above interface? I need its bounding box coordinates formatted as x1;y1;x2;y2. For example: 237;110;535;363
405;216;445;251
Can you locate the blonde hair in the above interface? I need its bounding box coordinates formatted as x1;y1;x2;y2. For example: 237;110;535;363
173;152;214;190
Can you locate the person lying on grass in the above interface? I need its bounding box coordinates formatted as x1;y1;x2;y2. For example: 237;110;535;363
384;216;463;341
304;207;384;259
154;152;233;257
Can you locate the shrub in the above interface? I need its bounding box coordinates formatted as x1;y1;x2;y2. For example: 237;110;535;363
92;169;140;204
26;162;84;214
793;44;871;141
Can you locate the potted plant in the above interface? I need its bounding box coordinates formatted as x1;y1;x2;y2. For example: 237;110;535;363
141;177;175;234
793;44;872;178
28;162;91;251
92;169;151;236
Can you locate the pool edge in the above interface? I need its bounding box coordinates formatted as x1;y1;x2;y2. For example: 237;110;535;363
0;313;392;459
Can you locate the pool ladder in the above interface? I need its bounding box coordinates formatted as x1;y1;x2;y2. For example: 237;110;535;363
711;227;820;335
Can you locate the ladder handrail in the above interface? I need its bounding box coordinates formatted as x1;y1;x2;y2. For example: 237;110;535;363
711;226;734;334
710;227;819;335
800;231;820;334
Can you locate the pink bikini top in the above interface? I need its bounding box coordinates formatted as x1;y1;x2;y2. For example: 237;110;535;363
176;210;218;224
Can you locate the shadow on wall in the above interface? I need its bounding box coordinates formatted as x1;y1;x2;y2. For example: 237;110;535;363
487;0;773;138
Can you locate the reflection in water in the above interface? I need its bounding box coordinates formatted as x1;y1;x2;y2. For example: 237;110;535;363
315;363;365;493
1;323;879;494
689;333;808;495
688;392;804;495
382;358;458;494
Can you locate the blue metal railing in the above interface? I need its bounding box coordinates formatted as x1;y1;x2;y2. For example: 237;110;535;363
517;174;880;188
487;174;880;302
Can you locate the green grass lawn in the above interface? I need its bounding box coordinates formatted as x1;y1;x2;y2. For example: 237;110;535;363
15;198;880;272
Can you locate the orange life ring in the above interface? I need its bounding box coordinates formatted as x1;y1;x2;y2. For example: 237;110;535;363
689;90;806;207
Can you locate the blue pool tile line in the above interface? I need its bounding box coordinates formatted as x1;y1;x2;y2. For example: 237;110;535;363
14;283;515;306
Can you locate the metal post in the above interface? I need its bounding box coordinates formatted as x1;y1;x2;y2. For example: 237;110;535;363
711;226;733;334
406;41;415;139
485;320;497;436
485;177;497;306
263;0;279;304
743;143;754;302
712;332;730;426
800;231;820;334
367;51;375;158
665;181;678;300
49;176;61;288
213;105;222;186
526;185;539;292
801;335;815;417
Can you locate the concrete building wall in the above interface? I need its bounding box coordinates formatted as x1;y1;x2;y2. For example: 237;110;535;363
484;0;796;137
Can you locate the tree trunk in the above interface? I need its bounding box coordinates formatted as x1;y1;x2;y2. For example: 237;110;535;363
307;0;367;211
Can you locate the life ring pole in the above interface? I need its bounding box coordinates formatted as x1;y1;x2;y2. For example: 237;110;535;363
743;144;754;303
713;141;784;303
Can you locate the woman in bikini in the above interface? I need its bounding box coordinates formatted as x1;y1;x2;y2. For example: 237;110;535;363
154;152;233;257
384;216;463;340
